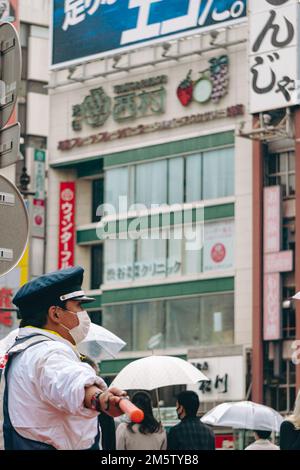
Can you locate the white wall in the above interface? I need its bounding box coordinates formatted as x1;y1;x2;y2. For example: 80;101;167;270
26;92;49;137
28;32;49;82
19;0;50;26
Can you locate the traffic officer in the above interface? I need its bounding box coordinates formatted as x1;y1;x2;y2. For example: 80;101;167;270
2;265;126;450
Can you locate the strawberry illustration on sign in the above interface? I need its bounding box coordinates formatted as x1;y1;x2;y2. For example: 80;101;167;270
177;56;229;107
177;70;194;106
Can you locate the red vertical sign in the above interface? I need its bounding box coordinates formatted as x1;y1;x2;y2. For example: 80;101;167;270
58;182;75;269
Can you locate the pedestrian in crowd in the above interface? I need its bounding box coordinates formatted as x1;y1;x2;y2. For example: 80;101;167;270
2;266;127;450
167;391;215;450
81;355;116;450
116;391;167;450
280;390;300;450
245;430;279;450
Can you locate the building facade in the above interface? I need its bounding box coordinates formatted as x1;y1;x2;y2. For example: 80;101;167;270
47;6;253;414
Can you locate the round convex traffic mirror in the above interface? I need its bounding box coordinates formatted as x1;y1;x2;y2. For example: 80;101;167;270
0;174;29;277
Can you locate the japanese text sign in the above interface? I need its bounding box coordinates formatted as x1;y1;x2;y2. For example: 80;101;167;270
58;182;75;269
52;0;247;68
249;0;300;113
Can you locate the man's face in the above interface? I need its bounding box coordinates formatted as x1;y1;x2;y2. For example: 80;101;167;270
176;401;183;420
57;300;83;329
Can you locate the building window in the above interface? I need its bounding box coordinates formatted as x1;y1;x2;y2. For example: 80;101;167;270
202;148;235;200
92;178;104;223
135;160;167;207
265;359;296;413
104;220;234;285
105;147;234;211
102;293;234;352
168;157;184;205
105;167;130;214
104;238;135;284
266;151;295;198
91;245;103;290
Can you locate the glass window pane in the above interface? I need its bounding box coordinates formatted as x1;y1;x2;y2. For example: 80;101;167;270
279;153;287;173
132;301;165;351
91;245;103;289
168;157;184;205
288;175;295;196
203;147;234;199
199;294;234;345
186;154;202;202
183;225;202;275
168;227;182;277
103;304;133;351
136;233;166;280
104;238;134;284
166;297;200;348
92;179;104;223
280;174;287;197
135;160;167;208
268;155;277;175
105;167;129;214
288;152;295;172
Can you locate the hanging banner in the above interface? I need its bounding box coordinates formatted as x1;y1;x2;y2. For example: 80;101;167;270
263;186;293;341
249;0;300;113
58;182;75;269
52;0;247;68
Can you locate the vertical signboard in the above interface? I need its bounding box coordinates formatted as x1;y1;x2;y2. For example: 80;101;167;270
249;0;300;113
58;182;75;269
32;149;46;239
263;186;293;340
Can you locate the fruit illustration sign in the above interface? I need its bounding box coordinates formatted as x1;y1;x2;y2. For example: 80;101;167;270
177;56;229;106
203;220;235;272
52;0;247;68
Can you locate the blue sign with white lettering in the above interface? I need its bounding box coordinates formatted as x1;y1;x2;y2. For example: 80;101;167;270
52;0;247;68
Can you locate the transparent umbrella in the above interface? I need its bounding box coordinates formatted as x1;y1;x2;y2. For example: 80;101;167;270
201;401;283;432
0;323;126;360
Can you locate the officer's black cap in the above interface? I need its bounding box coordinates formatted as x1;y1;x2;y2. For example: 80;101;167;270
13;266;95;316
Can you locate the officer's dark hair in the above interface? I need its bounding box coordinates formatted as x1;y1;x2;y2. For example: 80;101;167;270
177;391;200;417
19;300;67;328
254;430;272;440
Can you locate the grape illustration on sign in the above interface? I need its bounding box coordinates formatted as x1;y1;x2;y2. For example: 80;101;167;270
177;56;229;107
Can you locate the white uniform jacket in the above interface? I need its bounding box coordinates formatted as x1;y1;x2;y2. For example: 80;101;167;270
6;327;107;450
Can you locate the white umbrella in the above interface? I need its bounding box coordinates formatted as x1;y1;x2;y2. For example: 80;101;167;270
0;323;126;360
111;355;209;390
78;323;126;360
201;401;283;432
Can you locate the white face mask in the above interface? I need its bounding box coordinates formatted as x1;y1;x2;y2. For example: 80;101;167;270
59;309;91;344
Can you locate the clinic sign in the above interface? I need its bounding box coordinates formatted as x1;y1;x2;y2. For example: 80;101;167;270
249;0;300;113
52;0;247;68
